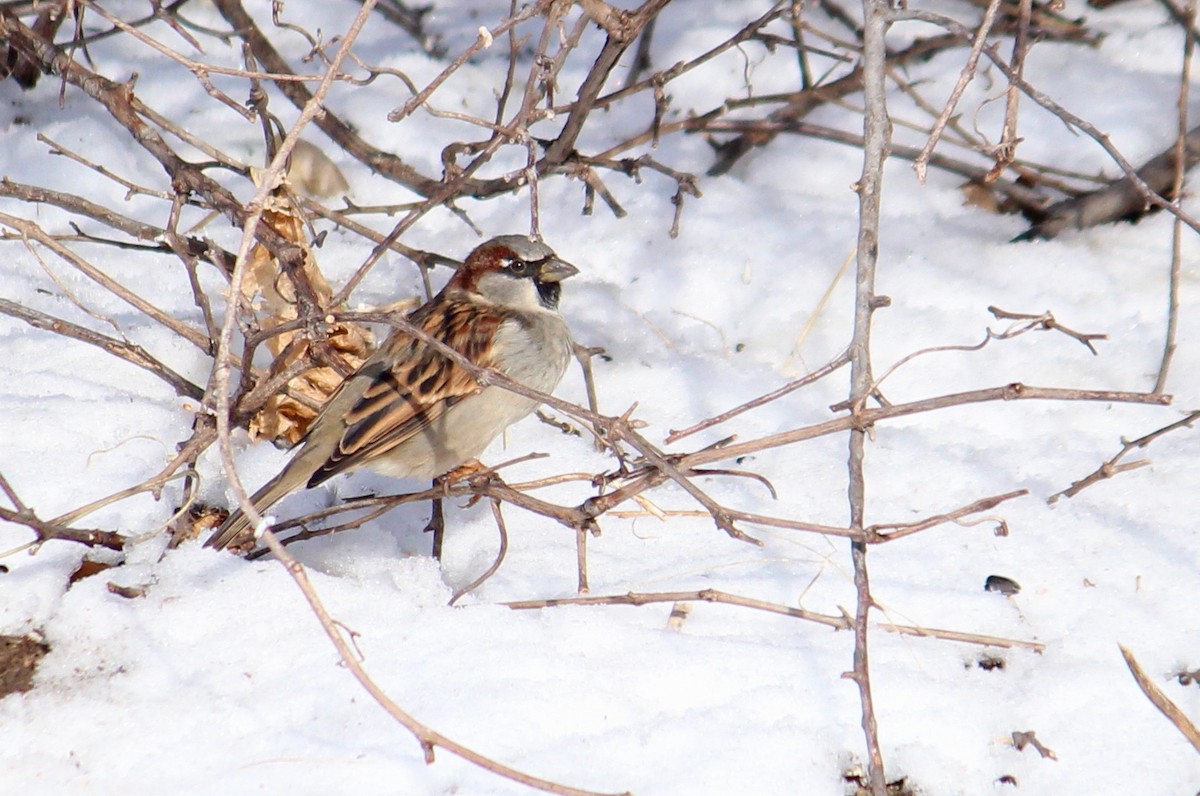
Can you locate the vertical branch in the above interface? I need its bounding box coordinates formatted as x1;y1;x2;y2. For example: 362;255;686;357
789;0;814;90
517;4;570;239
212;0;379;532
998;0;1032;168
912;0;1003;182
1155;0;1195;393
575;524;590;593
846;0;891;792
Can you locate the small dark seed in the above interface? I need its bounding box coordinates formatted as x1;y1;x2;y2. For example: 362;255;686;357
985;574;1021;595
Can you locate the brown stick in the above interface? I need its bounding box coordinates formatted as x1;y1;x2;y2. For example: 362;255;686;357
505;589;1044;651
1047;410;1200;503
1154;0;1195;393
0;473;124;550
0;178;162;243
913;0;1004;182
0;298;203;400
0;212;212;352
666;350;850;443
678;384;1169;472
869;489;1028;541
1119;644;1200;753
845;0;891;788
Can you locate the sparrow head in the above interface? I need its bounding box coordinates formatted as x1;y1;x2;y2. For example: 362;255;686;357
450;235;579;311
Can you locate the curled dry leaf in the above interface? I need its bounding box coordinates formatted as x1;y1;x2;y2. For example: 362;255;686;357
242;190;375;445
248;321;374;445
170;503;228;548
68;559;116;584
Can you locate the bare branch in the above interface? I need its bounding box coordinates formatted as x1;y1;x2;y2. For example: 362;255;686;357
847;0;891;788
505;589;1044;651
914;0;1004;182
1154;0;1195;393
868;490;1028;542
0;471;125;551
0;298;203;400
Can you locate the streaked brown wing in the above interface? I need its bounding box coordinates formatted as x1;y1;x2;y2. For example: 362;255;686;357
306;297;506;486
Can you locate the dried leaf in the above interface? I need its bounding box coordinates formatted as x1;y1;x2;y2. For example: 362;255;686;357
248;320;375;444
240;187;377;444
170;504;228;548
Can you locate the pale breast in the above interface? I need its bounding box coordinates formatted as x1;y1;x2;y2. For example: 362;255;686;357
492;311;572;392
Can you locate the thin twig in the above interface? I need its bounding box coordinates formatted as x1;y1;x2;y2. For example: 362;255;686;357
1119;644;1200;753
0;470;125;551
505;589;1044;651
846;0;891;789
997;0;1032;171
913;0;1004;182
666;350;851;443
1154;0;1194;393
868;489;1028;541
1047;410;1200;503
257;527;628;796
0;298;203;400
448;498;511;606
212;0;380;539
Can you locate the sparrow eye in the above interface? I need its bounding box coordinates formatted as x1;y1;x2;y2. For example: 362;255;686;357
505;259;528;275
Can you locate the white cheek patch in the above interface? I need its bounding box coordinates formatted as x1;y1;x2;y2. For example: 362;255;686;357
476;270;546;312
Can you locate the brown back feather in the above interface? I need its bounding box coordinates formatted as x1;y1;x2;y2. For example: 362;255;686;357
306;293;509;487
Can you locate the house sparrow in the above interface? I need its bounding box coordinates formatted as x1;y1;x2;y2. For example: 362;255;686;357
206;235;578;551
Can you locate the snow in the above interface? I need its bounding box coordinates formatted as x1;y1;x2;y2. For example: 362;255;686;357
2;1;1200;794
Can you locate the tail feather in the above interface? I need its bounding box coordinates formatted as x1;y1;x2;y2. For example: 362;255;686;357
204;466;311;551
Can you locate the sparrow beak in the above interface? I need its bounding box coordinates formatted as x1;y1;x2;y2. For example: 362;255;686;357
536;257;579;283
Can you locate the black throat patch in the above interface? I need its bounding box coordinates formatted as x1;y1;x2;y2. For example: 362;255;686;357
535;278;561;309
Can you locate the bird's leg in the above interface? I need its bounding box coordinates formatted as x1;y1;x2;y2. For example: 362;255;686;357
424;459;487;559
425;486;445;560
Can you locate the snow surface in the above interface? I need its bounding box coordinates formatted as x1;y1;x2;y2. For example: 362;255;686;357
2;1;1200;794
